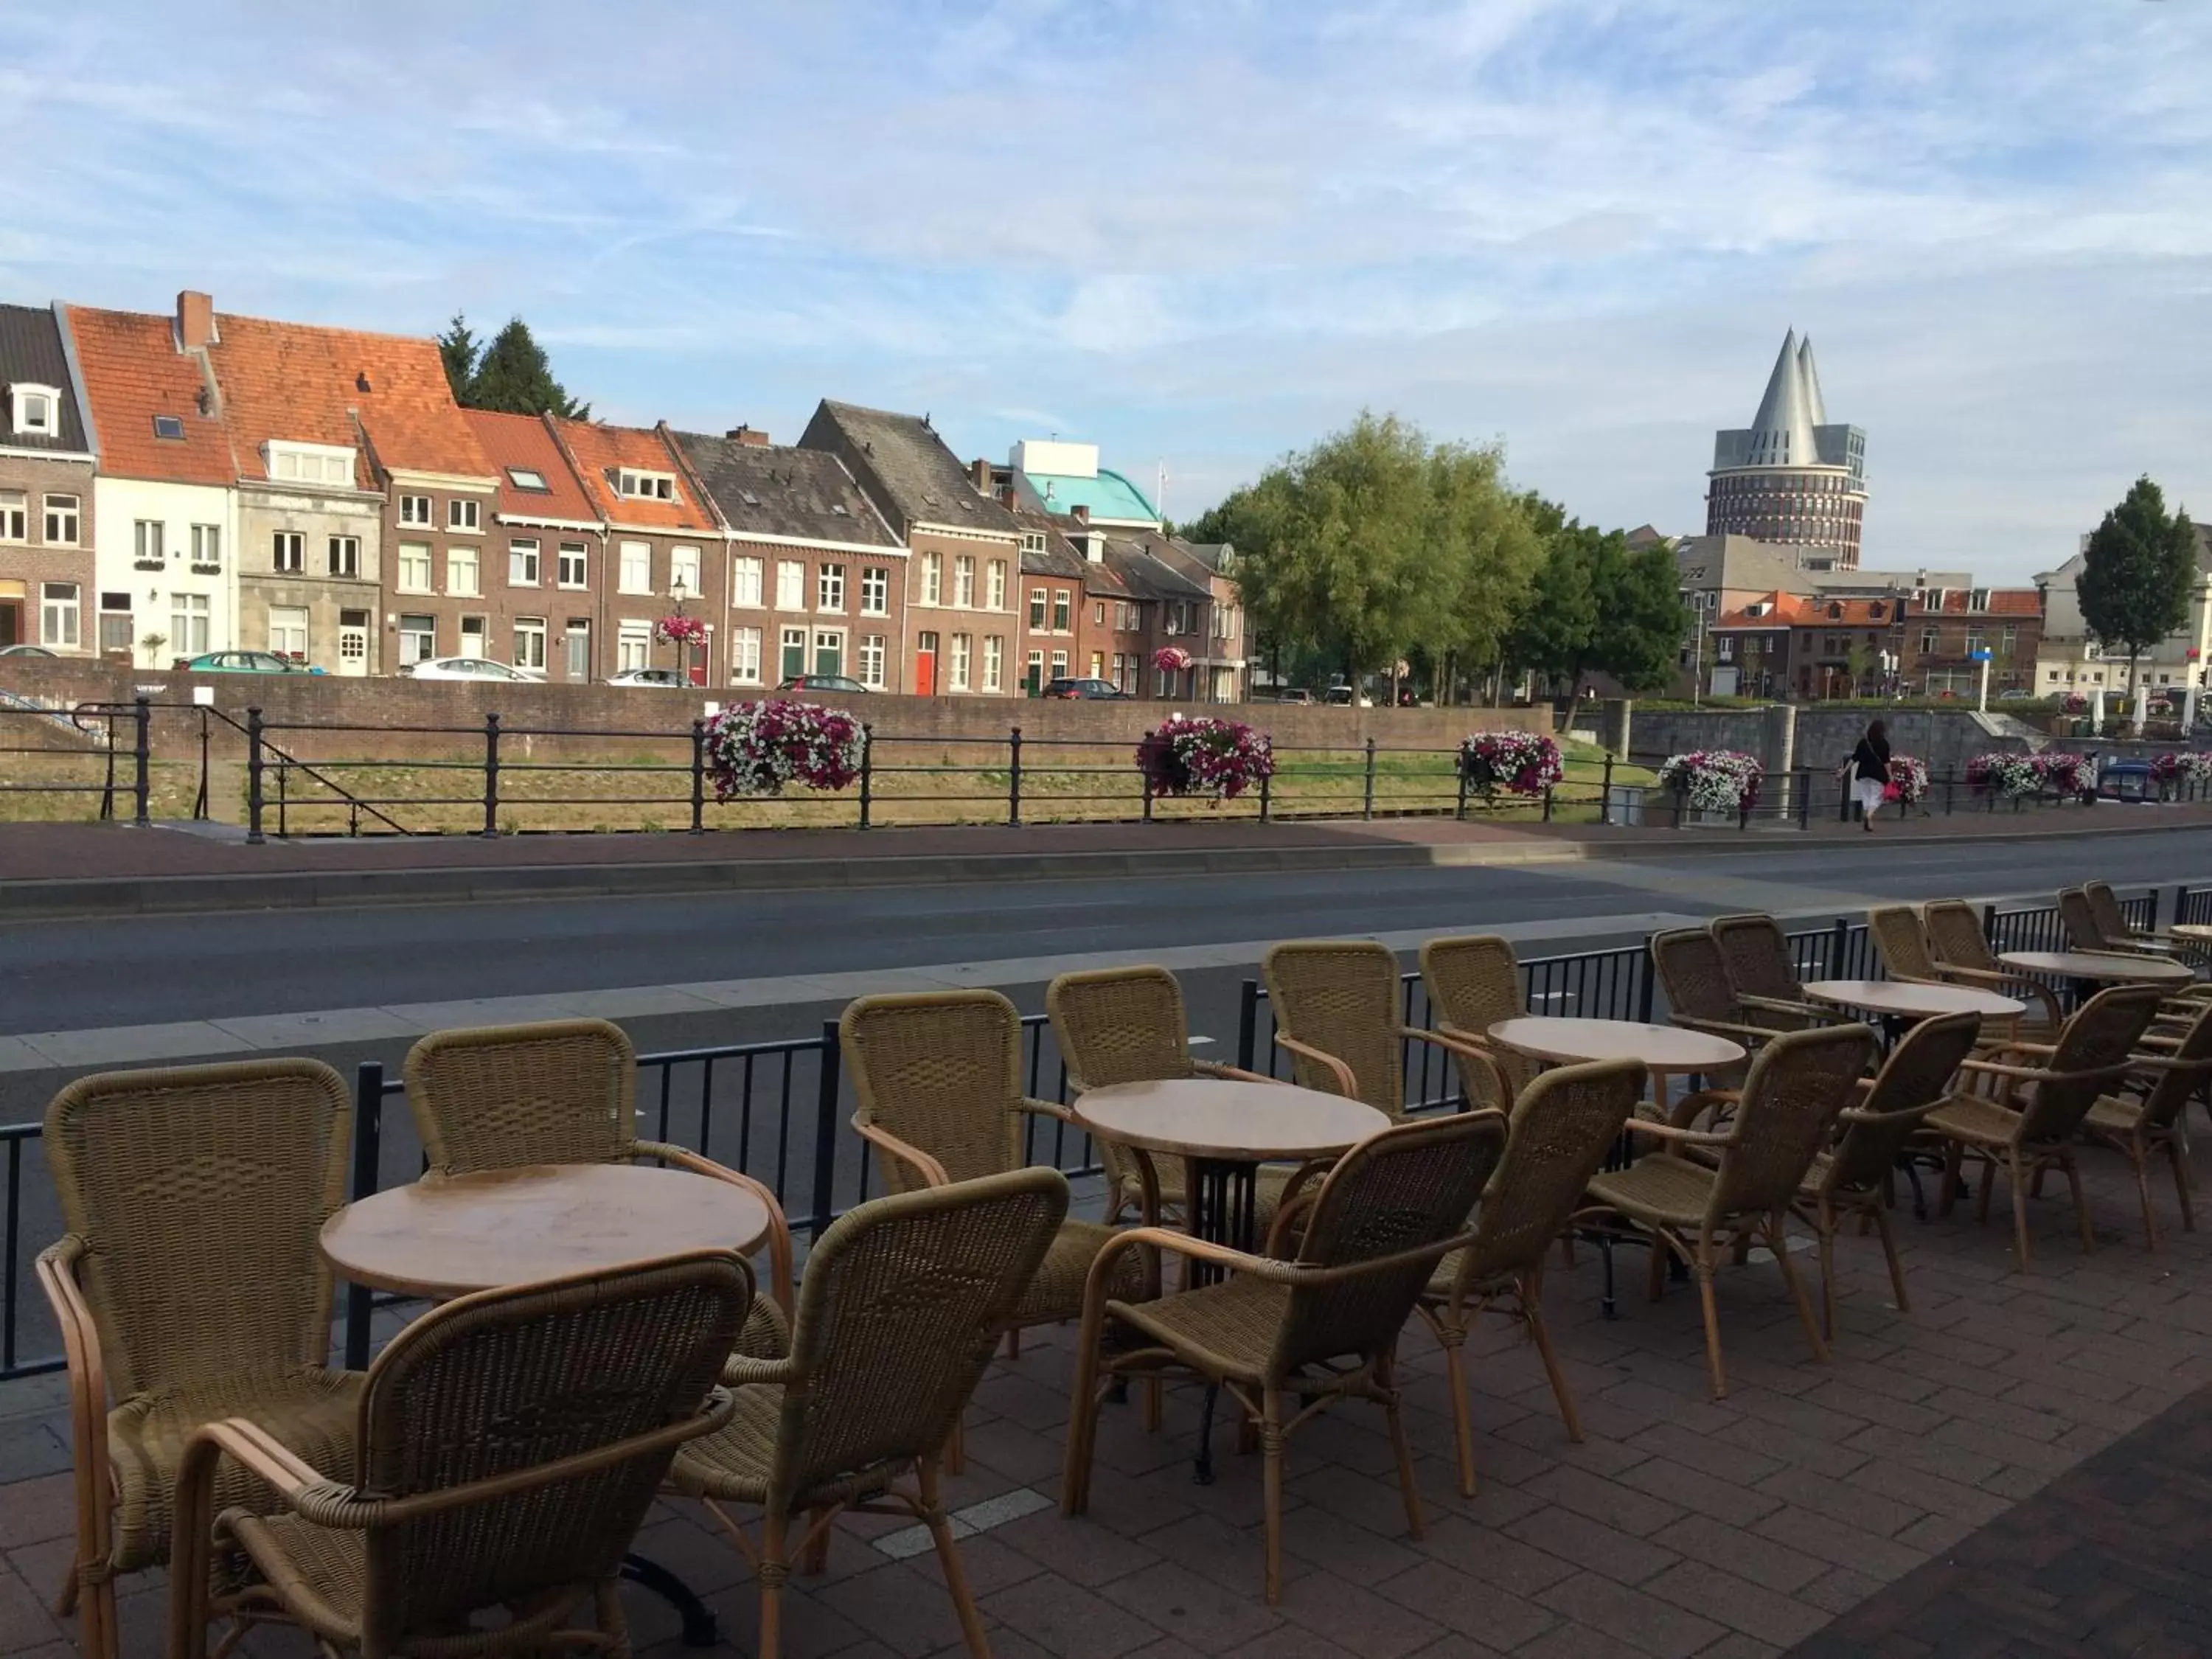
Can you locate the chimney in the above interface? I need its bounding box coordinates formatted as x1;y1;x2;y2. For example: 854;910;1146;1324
1072;504;1091;525
727;425;771;447
176;291;215;351
997;484;1017;509
970;457;992;492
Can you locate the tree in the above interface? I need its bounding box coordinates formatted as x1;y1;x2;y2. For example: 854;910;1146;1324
435;314;590;420
1501;512;1688;698
1591;537;1691;695
2079;475;2197;723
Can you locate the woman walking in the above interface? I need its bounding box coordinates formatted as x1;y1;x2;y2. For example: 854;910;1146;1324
1851;718;1891;832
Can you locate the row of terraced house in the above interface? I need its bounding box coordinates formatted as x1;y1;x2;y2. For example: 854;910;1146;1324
0;292;1245;700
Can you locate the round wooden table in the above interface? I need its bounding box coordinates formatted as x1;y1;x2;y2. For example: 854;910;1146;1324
1801;979;2025;1020
1487;1016;1746;1102
2168;924;2212;942
1997;950;2194;986
321;1163;773;1299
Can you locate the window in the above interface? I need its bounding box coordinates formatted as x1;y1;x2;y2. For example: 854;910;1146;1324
272;532;304;573
507;467;549;493
1167;601;1191;636
921;552;942;605
776;560;805;610
447;545;479;597
133;520;164;567
949;633;972;691
448;498;480;532
819;563;846;611
41;582;79;648
813;628;844;678
2001;625;2018;653
1029;588;1047;628
1717;636;1736;662
398;494;432;526
268;606;308;658
954;555;975;608
1052;590;1071;633
12;384;57;437
1091;651;1105;678
557;543;588;588
619;541;651;594
670;545;701;598
1025;649;1044;695
509;540;540;585
860;566;889;615
617;620;653;672
730;626;762;684
1051;649;1068;678
983;635;1004;692
98;594;132;655
152;414;185;442
616;468;676;501
43;494;78;545
397;543;432;593
189;524;221;570
398;614;437;664
859;633;886;688
0;491;22;540
1094;602;1105;627
266;442;355;486
1920;628;1939;655
170;592;210;655
732;556;764;607
327;535;359;578
1020;530;1046;554
987;560;1006;610
513;617;547;670
459;615;488;658
779;625;807;680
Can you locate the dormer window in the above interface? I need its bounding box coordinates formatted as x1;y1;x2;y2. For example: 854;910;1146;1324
10;383;58;438
1020;531;1046;554
265;440;357;487
616;468;677;502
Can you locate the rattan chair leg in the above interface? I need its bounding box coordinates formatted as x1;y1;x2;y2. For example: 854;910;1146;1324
1439;1330;1477;1498
595;1577;633;1659
945;1415;965;1475
1692;1240;1728;1400
1379;1354;1424;1543
1061;1304;1107;1517
1646;1233;1669;1304
1261;1389;1286;1607
757;1513;787;1659
1938;1143;1964;1217
1141;1377;1163;1434
2171;1141;2197;1231
2062;1156;2095;1253
2008;1153;2034;1271
1977;1154;1998;1224
801;1507;832;1576
919;1458;992;1658
1815;1205;1838;1343
51;1560;77;1620
1871;1203;1911;1314
2128;1142;2160;1252
1770;1211;1828;1364
1523;1287;1584;1445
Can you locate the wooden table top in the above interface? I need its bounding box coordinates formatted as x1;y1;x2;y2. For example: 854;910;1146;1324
320;1163;773;1300
2169;924;2212;942
1073;1078;1390;1163
1487;1016;1745;1071
1801;978;2025;1019
1997;950;2196;984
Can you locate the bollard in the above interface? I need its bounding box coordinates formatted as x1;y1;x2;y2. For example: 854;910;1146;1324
1362;737;1377;821
246;706;266;844
131;695;151;826
481;712;501;838
858;723;874;830
689;718;706;833
1009;726;1023;827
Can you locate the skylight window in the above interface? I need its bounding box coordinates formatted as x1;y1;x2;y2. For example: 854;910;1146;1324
153;414;187;441
740;490;761;507
831;504;849;515
508;467;550;493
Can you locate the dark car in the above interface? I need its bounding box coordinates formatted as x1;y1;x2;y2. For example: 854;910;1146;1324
1041;677;1127;700
776;674;869;695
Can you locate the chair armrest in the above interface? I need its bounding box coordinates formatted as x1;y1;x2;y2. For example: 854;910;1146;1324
1191;1060;1284;1085
1739;994;1843;1023
1958;1057;2051;1083
851;1118;951;1189
636;1141;795;1319
1400;1026;1509;1107
170;1418;344;1659
720;1353;799;1389
1668;1088;1740;1130
1018;1096;1077;1124
1626;1118;1733;1148
1670;1015;1779;1044
36;1235;114;1594
1085;1225;1304;1291
1273;1034;1361;1099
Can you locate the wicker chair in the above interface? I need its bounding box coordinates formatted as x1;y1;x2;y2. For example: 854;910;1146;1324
1046;966;1281;1224
671;1169;1068;1659
1867;905;1944;984
405;1019;793;1363
169;1249;749;1659
1708;914;1845;1027
1579;1023;1877;1399
2077;997;2212;1249
2085;880;2212;969
1649;928;1794;1061
1923;984;2165;1270
1261;940;1503;1116
1920;899;2067;1037
1790;1011;1981;1338
1062;1113;1507;1604
35;1060;359;1659
2056;887;2161;959
1417;935;1537;1111
1416;1059;1642;1496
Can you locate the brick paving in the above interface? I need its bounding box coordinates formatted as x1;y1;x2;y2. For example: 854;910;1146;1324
4;1140;2211;1658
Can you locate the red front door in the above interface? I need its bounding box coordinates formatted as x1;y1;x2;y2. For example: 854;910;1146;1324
915;630;939;696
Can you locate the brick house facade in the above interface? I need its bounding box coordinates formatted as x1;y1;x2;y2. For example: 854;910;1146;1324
0;304;96;655
464;410;606;682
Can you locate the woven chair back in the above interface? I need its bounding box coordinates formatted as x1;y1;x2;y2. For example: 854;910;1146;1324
1709;914;1804;1003
1047;967;1197;1091
1651;928;1744;1025
1455;1060;1642;1288
1262;941;1405;1116
2056;888;2106;953
1867;906;1940;981
1921;900;2000;974
44;1059;350;1402
1419;936;1533;1108
2135;998;2212;1131
768;1169;1067;1512
840;991;1027;1190
405;1019;637;1175
1821;1012;1980;1194
2083;882;2136;943
1275;1112;1505;1372
356;1250;750;1648
1709;1024;1875;1219
2016;984;2165;1144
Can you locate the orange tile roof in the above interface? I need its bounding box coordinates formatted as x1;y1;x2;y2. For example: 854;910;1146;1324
1711;593;1810;630
65;306;237;486
464;410;599;524
1911;588;2042;618
551;418;715;532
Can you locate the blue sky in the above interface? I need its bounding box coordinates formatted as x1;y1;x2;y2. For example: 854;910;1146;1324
4;1;2208;581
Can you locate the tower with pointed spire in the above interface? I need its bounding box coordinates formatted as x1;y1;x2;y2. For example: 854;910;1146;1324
1705;330;1868;566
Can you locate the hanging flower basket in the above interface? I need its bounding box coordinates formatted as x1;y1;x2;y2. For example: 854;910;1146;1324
655;614;709;648
701;699;863;800
1886;754;1930;808
1138;714;1274;800
2151;751;2212;794
2036;751;2096;799
1458;731;1563;801
1152;646;1192;672
2061;692;2089;716
1654;749;1763;822
1966;751;2040;799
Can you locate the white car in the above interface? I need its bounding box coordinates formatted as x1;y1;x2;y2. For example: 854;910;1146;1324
408;656;546;682
609;667;690;687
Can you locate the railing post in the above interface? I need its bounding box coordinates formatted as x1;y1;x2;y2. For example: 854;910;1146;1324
689;717;706;834
1831;917;1851;978
1236;978;1260;1072
808;1020;843;1240
1981;902;1998;947
481;712;501;838
858;723;874;830
1008;726;1023;827
1362;737;1377;821
1942;773;1953;815
1543;785;1555;823
1635;936;1658;1024
1259;762;1271;823
193;708;211;820
1598;753;1612;826
131;695;151;826
342;1062;384;1371
246;706;266;844
1798;767;1812;830
2174;885;2190;930
1673;785;1686;830
1141;730;1155;823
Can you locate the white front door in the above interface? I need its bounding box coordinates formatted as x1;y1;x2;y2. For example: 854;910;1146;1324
337;610;369;676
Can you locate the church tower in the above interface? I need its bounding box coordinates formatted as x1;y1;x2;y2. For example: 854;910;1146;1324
1705;330;1868;566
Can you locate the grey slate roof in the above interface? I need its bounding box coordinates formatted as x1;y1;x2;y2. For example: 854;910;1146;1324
671;431;900;548
799;400;1020;536
1102;533;1212;602
0;303;91;453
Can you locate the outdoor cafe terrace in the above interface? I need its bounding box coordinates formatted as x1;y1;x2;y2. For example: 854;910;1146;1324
3;894;2211;1659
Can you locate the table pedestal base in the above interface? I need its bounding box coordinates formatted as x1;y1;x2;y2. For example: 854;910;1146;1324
621;1553;717;1646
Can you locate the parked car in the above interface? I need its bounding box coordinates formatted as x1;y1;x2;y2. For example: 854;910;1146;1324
1324;685;1370;706
1274;687;1313;705
609;667;689;687
182;650;324;675
0;644;56;658
1041;677;1128;700
775;673;869;695
1997;689;2035;701
409;656;544;682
